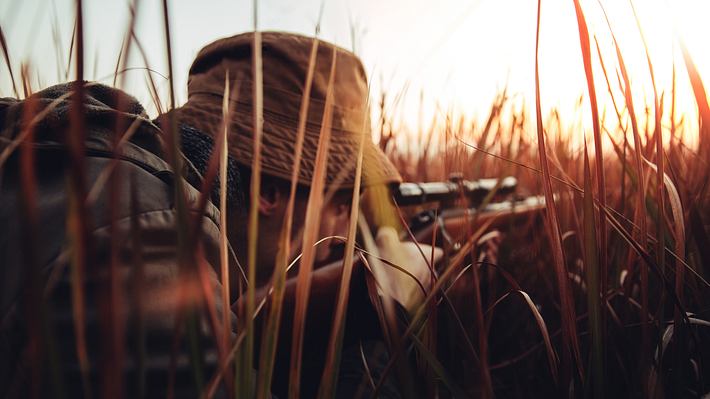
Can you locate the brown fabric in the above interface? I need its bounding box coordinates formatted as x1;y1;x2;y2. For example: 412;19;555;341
171;31;401;189
0;83;237;397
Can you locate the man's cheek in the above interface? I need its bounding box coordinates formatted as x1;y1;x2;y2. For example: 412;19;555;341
315;218;336;262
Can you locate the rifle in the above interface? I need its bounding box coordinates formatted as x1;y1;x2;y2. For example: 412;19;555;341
392;174;547;253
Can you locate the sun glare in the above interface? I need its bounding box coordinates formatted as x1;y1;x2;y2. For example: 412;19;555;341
1;0;707;147
383;0;710;149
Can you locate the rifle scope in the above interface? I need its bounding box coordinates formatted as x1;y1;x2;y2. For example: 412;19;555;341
393;175;518;207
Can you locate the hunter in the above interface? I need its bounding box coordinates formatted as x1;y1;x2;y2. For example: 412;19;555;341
0;31;437;398
160;31;440;397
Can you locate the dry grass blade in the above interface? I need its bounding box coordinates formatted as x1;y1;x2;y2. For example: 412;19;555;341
255;35;320;399
471;91;506;175
572;0;607;300
111;0;139;88
238;17;264;395
514;290;558;383
50;1;68;82
65;1;93;396
643;158;685;328
17;93;44;399
467;227;493;395
112;36;125;88
629;4;667;343
0;25;18;97
534;0;582;387
593;35;626;135
102;19;143;390
678;38;710;157
599;5;651;369
159;0;206;393
288;46;337;399
158;0;183;238
453;135;584;194
219;73;232;391
65;16;77;81
615;37;651;369
583;144;603;398
317;98;368;399
593;33;632;218
599;205;690;325
643;159;685;262
130;32;164;114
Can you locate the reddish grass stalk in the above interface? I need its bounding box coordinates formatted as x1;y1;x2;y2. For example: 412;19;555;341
100;6;141;394
130;32;164;115
128;174;147;398
256;36;320;399
66;2;94;397
219;72;232;394
629;3;667;333
316;98;367;399
239;10;264;393
583;143;604;398
678;39;710;162
18;92;44;399
535;3;582;391
0;25;18;97
598;7;651;377
160;0;206;393
111;0;139;88
288;47;337;399
615;40;651;363
593;34;632;217
571;0;607;305
180;72;238;393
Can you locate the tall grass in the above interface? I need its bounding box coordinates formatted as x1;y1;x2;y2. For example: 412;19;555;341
534;3;583;394
2;0;709;398
288;45;337;399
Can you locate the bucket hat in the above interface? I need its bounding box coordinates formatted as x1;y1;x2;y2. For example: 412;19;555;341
172;31;401;189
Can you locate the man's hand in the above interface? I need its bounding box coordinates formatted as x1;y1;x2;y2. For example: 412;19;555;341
374;226;443;313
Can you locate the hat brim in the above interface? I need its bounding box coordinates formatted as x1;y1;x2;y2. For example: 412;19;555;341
172;96;402;190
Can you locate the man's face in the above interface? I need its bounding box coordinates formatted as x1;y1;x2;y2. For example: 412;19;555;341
289;190;352;265
232;184;353;287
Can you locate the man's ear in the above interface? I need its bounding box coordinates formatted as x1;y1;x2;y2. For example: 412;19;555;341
258;184;282;216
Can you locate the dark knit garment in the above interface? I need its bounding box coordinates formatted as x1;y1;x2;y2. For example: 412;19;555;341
179;124;243;209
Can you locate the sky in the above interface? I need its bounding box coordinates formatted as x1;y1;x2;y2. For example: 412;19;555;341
1;0;709;147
